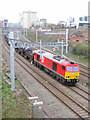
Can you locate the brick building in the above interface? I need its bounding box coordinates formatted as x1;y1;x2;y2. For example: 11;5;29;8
68;27;88;43
69;31;85;43
43;26;88;43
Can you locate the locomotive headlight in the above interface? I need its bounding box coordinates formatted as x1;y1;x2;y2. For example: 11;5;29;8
76;79;79;82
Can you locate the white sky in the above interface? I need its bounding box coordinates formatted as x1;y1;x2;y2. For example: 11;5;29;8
0;0;89;24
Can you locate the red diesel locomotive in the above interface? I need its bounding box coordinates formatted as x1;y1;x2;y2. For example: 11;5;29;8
33;50;80;85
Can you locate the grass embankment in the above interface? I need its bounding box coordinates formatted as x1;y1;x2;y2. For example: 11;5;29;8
2;76;31;118
44;47;88;66
27;30;58;42
64;52;88;66
66;42;88;66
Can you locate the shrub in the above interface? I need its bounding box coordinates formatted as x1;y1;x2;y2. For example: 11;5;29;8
69;42;88;57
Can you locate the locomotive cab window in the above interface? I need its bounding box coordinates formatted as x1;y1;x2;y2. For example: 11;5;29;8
53;62;57;71
62;66;65;70
67;66;73;71
74;67;79;71
37;55;40;62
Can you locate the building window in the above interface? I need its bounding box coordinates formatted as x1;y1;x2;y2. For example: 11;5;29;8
73;36;75;39
79;17;83;21
80;37;82;39
86;40;88;43
53;62;57;71
85;16;88;21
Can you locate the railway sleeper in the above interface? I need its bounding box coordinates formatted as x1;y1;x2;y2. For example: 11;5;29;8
79;113;88;116
79;111;87;114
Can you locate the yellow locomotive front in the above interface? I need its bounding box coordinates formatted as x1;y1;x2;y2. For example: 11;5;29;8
65;66;80;84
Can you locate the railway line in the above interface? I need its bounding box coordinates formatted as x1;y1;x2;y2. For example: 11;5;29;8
76;84;89;95
15;50;89;102
2;39;89;119
20;35;89;80
66;86;89;101
2;38;54;118
79;63;90;71
80;70;89;79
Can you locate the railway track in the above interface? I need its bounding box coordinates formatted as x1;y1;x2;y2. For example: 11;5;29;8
4;35;89;93
79;63;90;71
76;84;89;95
21;35;89;79
3;42;89;119
2;71;53;118
2;38;54;118
66;86;89;101
80;70;89;79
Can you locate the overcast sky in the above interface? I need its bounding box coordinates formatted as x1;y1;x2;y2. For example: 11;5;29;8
0;0;89;24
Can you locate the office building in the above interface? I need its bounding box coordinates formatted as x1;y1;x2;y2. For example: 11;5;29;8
22;10;37;28
78;16;88;26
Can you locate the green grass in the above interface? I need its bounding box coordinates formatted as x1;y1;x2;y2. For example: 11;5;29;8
2;77;31;118
64;52;88;66
45;47;88;66
27;31;58;42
